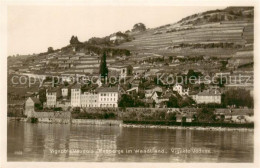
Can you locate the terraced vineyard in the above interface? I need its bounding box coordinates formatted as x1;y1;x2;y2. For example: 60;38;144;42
116;8;253;58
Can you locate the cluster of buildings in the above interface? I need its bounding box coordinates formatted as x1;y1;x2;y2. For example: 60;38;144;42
46;84;119;109
8;45;253;112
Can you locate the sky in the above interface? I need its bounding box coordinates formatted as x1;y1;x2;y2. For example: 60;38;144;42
8;6;225;56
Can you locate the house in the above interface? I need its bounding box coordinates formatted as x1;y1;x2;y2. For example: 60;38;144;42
145;86;163;98
176;114;193;123
61;87;69;97
46;87;61;108
126;87;139;95
215;108;253;123
70;85;119;108
155;92;171;108
131;79;142;87
173;84;189;96
110;32;126;42
71;84;82;107
24;97;41;117
192;89;221;104
80;91;99;107
109;65;133;78
120;65;133;78
151;91;170;105
96;87;119;107
151;91;162;103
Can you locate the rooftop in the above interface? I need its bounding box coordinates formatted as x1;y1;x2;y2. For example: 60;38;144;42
197;89;221;96
96;87;118;93
28;97;41;104
71;84;82;89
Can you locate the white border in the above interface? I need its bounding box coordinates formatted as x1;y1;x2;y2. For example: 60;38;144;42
0;0;259;168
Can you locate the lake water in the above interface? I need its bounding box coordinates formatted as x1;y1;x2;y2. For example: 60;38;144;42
7;121;253;162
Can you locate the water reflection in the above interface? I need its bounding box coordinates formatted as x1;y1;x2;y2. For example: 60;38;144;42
8;121;253;162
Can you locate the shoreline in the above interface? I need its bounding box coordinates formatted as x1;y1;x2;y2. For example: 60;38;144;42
120;123;254;132
8;117;253;131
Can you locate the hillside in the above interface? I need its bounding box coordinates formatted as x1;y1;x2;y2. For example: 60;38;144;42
8;7;254;77
115;7;253;62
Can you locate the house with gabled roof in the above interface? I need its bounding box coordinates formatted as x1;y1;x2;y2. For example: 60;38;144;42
25;97;41;117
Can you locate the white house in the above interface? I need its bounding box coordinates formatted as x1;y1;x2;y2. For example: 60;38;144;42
46;88;60;108
25;97;41;117
61;87;68;97
69;84;119;108
80;91;99;107
173;84;189;96
110;33;125;42
192;89;221;104
97;87;119;107
71;84;81;107
145;86;163;98
151;91;163;103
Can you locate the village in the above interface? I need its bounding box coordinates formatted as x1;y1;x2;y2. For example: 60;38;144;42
7;46;254;125
5;6;256;164
7;7;254;125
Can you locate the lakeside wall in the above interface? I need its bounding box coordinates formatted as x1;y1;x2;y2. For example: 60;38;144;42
32;111;71;118
123;120;254;128
8;117;122;126
71;119;122;126
81;107;253;114
17;107;254;125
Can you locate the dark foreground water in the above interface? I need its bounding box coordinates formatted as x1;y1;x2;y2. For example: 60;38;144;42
7;121;253;162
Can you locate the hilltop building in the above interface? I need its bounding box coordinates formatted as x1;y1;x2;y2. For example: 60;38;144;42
110;33;125;42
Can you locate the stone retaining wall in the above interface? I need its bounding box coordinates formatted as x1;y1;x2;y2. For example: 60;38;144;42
71;119;122;126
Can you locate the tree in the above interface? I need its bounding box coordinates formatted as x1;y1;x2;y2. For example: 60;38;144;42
47;47;54;53
187;69;202;79
132;23;146;32
118;94;135;108
167;96;179;108
99;52;109;79
64;81;69;86
197;108;216;123
178;96;195;107
39;88;46;104
70;35;80;45
169;56;173;62
222;89;253;108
